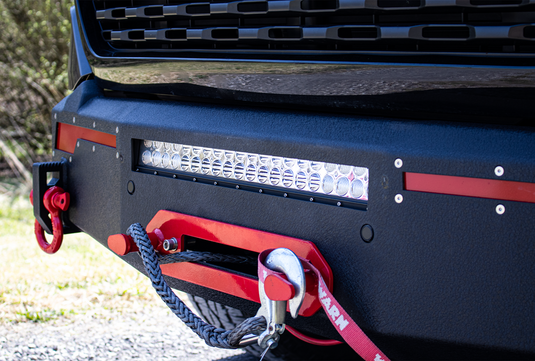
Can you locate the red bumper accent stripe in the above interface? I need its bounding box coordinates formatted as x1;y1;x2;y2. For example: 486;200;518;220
56;123;116;154
404;172;535;204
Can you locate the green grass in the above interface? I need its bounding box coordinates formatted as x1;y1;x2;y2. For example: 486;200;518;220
0;194;165;323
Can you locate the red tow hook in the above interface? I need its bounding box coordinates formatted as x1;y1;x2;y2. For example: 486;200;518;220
30;186;71;254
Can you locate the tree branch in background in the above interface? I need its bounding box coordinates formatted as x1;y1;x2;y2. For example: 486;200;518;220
0;0;71;185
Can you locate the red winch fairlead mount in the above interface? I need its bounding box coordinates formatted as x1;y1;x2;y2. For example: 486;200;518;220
108;210;334;318
30;160;80;254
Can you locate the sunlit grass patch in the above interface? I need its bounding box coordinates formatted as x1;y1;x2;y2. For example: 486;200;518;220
0;195;167;324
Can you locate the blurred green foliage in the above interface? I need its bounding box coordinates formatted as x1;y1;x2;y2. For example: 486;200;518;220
0;0;72;188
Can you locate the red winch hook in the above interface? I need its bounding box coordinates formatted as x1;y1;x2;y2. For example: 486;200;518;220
30;186;70;254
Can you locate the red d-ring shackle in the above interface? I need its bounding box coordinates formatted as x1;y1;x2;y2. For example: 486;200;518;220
30;186;70;254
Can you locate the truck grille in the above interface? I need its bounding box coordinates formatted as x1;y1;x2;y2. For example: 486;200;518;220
81;0;535;63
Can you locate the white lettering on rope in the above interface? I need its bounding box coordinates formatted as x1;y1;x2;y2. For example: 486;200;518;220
319;283;349;331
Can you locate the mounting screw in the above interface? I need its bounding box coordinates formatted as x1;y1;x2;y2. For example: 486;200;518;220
52;151;55;157
193;178;197;182
259;189;263;193
92;121;96;128
496;204;505;215
494;166;504;177
395;194;403;203
309;197;314;202
283;193;288;198
92;145;95;152
116;126;119;134
163;238;179;252
73;117;76;123
214;181;218;186
394;158;403;169
236;185;240;189
154;171;158;175
116;152;120;159
54;113;57;120
69;157;72;163
173;174;177;178
337;201;342;207
77;141;80;148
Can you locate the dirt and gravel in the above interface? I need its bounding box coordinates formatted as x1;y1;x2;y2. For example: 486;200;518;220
0;307;257;361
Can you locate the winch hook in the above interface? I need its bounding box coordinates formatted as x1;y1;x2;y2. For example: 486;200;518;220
30;186;70;254
255;248;306;351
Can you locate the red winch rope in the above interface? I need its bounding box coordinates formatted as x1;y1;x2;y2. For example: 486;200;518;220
305;259;390;361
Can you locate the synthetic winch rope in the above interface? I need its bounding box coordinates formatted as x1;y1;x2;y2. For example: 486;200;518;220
127;223;266;349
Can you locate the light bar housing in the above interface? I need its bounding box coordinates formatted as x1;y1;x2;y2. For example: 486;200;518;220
135;140;368;210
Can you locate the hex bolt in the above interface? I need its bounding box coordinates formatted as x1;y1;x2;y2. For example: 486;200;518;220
395;158;403;169
496;204;505;215
395;194;404;203
495;166;504;177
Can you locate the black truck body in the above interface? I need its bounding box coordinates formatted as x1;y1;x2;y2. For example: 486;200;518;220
34;1;535;359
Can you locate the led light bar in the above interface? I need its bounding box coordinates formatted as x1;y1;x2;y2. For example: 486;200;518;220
137;140;369;205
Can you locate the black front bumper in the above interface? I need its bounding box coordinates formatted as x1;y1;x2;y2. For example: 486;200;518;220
40;79;535;359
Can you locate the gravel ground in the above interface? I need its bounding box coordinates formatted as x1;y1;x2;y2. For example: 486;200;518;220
0;307;257;361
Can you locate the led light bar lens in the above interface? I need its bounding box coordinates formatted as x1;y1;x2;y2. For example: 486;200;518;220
139;140;369;201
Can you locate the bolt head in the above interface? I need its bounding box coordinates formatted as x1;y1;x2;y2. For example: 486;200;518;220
395;194;403;203
395;158;403;168
496;204;505;215
495;166;504;177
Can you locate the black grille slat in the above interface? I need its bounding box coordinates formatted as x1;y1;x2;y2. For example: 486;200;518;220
87;0;535;61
